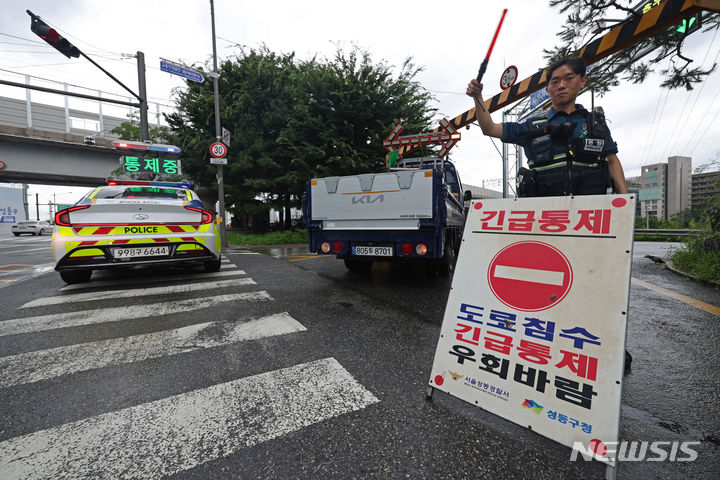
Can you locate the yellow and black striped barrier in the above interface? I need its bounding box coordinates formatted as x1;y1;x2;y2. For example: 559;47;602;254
398;0;720;158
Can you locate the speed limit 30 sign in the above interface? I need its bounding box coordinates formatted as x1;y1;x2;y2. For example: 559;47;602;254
210;142;227;158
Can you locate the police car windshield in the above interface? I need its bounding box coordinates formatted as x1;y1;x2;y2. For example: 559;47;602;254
95;186;188;200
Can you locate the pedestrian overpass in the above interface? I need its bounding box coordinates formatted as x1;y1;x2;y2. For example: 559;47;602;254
0;95;159;187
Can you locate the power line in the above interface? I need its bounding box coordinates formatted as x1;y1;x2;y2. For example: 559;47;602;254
0;32;45;45
39;16;124;57
664;26;720;157
688;85;720;156
639;87;669;166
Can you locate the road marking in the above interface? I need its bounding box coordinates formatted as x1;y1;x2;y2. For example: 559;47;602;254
632;277;720;317
288;255;332;263
0;312;305;387
22;277;257;308
60;269;246;291
1;247;51;254
0;264;32;267
0;270;22;275
492;265;565;286
0;357;378;480
0;291;272;337
0;279;16;283
226;251;261;255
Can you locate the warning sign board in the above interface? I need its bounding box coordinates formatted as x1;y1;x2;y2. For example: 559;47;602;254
428;194;635;466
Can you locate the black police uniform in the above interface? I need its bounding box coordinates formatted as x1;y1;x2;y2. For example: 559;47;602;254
502;104;618;197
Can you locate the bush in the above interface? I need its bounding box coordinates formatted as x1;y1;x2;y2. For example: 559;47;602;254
670;232;720;283
226;229;308;246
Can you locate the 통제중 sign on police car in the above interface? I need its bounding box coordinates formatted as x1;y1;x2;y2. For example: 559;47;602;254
51;180;221;284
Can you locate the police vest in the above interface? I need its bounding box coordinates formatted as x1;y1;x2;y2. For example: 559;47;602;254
518;108;612;197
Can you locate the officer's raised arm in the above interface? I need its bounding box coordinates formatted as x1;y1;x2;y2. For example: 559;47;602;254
466;79;504;139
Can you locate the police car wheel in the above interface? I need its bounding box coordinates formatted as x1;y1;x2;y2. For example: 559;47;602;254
39;229;45;235
59;270;92;284
204;257;222;273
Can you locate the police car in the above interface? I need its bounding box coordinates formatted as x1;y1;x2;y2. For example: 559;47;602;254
51;180;222;284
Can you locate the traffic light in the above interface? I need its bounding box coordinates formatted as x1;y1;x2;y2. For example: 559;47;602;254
676;12;702;35
27;10;80;59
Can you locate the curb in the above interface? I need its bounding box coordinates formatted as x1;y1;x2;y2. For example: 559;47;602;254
225;243;306;251
665;260;720;288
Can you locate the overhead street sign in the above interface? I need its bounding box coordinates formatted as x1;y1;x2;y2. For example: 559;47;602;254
210;142;227;158
160;59;204;83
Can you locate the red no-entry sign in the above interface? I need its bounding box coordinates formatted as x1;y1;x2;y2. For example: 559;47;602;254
487;240;573;311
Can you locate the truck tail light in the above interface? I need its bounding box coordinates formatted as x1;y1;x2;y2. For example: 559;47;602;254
321;242;331;253
55;205;91;226
416;243;428;256
400;243;413;256
332;242;343;253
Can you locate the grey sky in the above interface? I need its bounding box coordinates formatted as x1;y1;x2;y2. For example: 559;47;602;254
1;0;718;212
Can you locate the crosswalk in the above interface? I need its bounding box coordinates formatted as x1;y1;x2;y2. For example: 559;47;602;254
0;234;54;287
0;255;379;479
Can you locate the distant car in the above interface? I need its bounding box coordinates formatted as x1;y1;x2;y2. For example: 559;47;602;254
11;220;51;236
51;180;222;284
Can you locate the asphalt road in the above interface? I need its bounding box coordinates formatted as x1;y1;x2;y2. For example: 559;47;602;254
0;237;717;479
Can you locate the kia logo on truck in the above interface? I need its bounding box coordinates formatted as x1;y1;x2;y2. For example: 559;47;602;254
351;194;384;205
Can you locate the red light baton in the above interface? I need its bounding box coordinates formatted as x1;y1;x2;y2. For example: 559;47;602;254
476;8;508;82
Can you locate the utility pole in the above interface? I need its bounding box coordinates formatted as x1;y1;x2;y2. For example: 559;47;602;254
209;0;227;248
136;51;149;142
35;193;39;221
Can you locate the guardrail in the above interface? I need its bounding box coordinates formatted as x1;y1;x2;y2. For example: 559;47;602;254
635;229;704;236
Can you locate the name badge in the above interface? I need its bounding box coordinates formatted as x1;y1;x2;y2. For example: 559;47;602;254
584;138;604;153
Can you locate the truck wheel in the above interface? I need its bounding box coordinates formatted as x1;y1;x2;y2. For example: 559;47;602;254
438;237;456;277
344;258;372;273
59;270;92;284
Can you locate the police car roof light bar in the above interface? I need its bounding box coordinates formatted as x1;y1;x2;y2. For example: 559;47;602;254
111;140;182;155
105;179;193;189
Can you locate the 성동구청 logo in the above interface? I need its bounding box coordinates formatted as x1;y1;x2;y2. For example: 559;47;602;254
522;399;544;414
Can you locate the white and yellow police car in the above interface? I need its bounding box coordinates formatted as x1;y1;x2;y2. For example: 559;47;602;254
52;180;221;284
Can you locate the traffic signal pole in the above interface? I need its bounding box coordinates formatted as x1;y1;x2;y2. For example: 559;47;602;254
136;52;150;142
13;11;150;143
209;0;227;248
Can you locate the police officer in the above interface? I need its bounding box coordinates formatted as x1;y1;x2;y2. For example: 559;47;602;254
467;56;632;371
466;56;628;197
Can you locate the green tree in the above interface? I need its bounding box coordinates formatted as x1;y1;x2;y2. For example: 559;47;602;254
546;1;719;93
165;45;436;230
110;111;171;143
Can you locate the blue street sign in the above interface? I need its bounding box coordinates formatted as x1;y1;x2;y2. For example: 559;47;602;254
160;60;204;83
529;89;549;109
